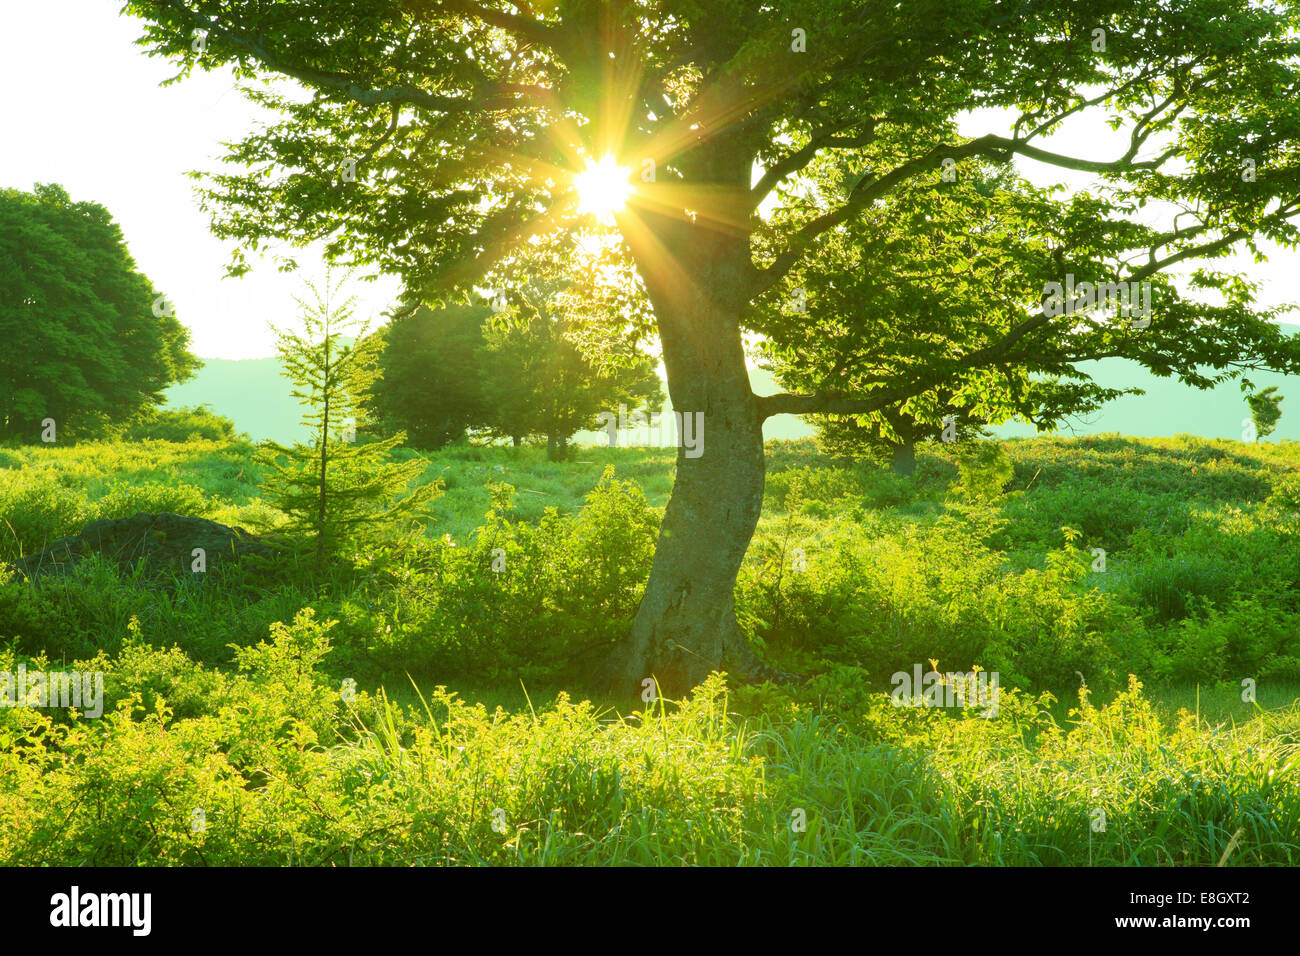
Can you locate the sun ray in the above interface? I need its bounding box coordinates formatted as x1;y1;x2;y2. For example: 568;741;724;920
575;154;633;219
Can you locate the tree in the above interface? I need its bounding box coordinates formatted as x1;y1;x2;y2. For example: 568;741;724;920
127;1;1300;694
367;295;662;455
1247;385;1284;440
365;302;490;449
257;275;439;567
477;289;663;460
813;401;983;477
773;162;1131;476
0;183;197;441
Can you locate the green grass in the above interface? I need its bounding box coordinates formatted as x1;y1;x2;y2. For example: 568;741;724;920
2;432;1299;865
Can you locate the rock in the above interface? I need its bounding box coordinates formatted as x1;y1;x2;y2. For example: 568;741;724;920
4;512;280;582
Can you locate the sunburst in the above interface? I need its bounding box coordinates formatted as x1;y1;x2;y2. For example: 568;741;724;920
574;154;633;220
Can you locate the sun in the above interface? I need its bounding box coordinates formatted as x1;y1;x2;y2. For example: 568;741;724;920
573;154;632;219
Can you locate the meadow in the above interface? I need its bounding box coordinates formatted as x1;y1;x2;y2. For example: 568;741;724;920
1;432;1298;865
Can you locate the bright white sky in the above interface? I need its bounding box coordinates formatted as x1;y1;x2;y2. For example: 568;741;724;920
2;2;1297;361
0;1;401;359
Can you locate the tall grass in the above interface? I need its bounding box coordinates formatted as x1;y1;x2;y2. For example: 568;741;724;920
2;432;1299;865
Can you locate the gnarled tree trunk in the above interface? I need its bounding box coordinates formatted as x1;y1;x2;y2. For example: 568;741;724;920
599;129;793;698
598;333;767;697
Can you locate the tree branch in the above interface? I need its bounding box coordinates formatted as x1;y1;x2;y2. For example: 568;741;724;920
751;129;1193;300
163;0;534;114
755;211;1300;421
750;122;878;208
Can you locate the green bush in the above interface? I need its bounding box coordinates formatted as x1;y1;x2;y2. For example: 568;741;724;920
125;405;239;443
1123;552;1237;624
91;480;209;520
1000;480;1190;553
0;480;87;561
337;466;657;685
953;440;1014;504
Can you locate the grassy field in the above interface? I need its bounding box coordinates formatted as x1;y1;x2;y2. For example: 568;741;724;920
1;433;1299;865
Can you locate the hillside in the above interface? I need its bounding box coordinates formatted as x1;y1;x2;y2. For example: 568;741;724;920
168;327;1300;445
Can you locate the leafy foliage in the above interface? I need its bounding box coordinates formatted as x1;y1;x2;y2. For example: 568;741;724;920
365;303;491;449
0;184;197;441
1248;384;1284;439
125;405;240;443
368;297;663;458
475;293;663;459
4;432;1300;864
256;276;440;565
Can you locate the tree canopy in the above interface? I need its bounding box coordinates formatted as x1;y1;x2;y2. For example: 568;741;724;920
367;298;662;455
476;289;664;458
755;157;1297;469
367;302;493;449
0;183;197;441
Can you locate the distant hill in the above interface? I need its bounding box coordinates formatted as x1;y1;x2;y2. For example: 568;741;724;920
168;325;1300;445
165;356;309;444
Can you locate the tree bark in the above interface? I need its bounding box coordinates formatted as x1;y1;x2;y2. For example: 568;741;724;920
598;285;792;695
891;439;916;477
599;367;767;695
599;126;793;698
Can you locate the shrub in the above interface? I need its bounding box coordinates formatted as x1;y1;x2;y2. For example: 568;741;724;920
91;480;209;520
125;405;240;443
0;480;87;562
953;440;1013;504
1124;553;1236;624
343;466;657;685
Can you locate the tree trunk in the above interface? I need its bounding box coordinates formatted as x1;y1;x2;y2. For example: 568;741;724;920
316;333;332;569
599;292;790;696
546;433;567;461
891;439;916;477
600;129;791;698
511;434;521;448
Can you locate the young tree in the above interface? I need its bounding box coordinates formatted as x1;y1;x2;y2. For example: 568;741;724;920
0;183;197;440
258;275;438;567
1247;385;1284;440
127;1;1300;694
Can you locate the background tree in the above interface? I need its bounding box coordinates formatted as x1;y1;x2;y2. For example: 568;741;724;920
1247;385;1284;440
257;275;439;567
365;302;490;449
477;289;663;460
759;160;1149;476
0;183;196;441
128;0;1300;694
813;399;986;477
473;313;538;449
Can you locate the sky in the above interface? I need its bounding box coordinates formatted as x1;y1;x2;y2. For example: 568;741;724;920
0;1;401;360
3;2;1298;370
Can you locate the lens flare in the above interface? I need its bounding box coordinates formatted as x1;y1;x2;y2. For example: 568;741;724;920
574;154;632;219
